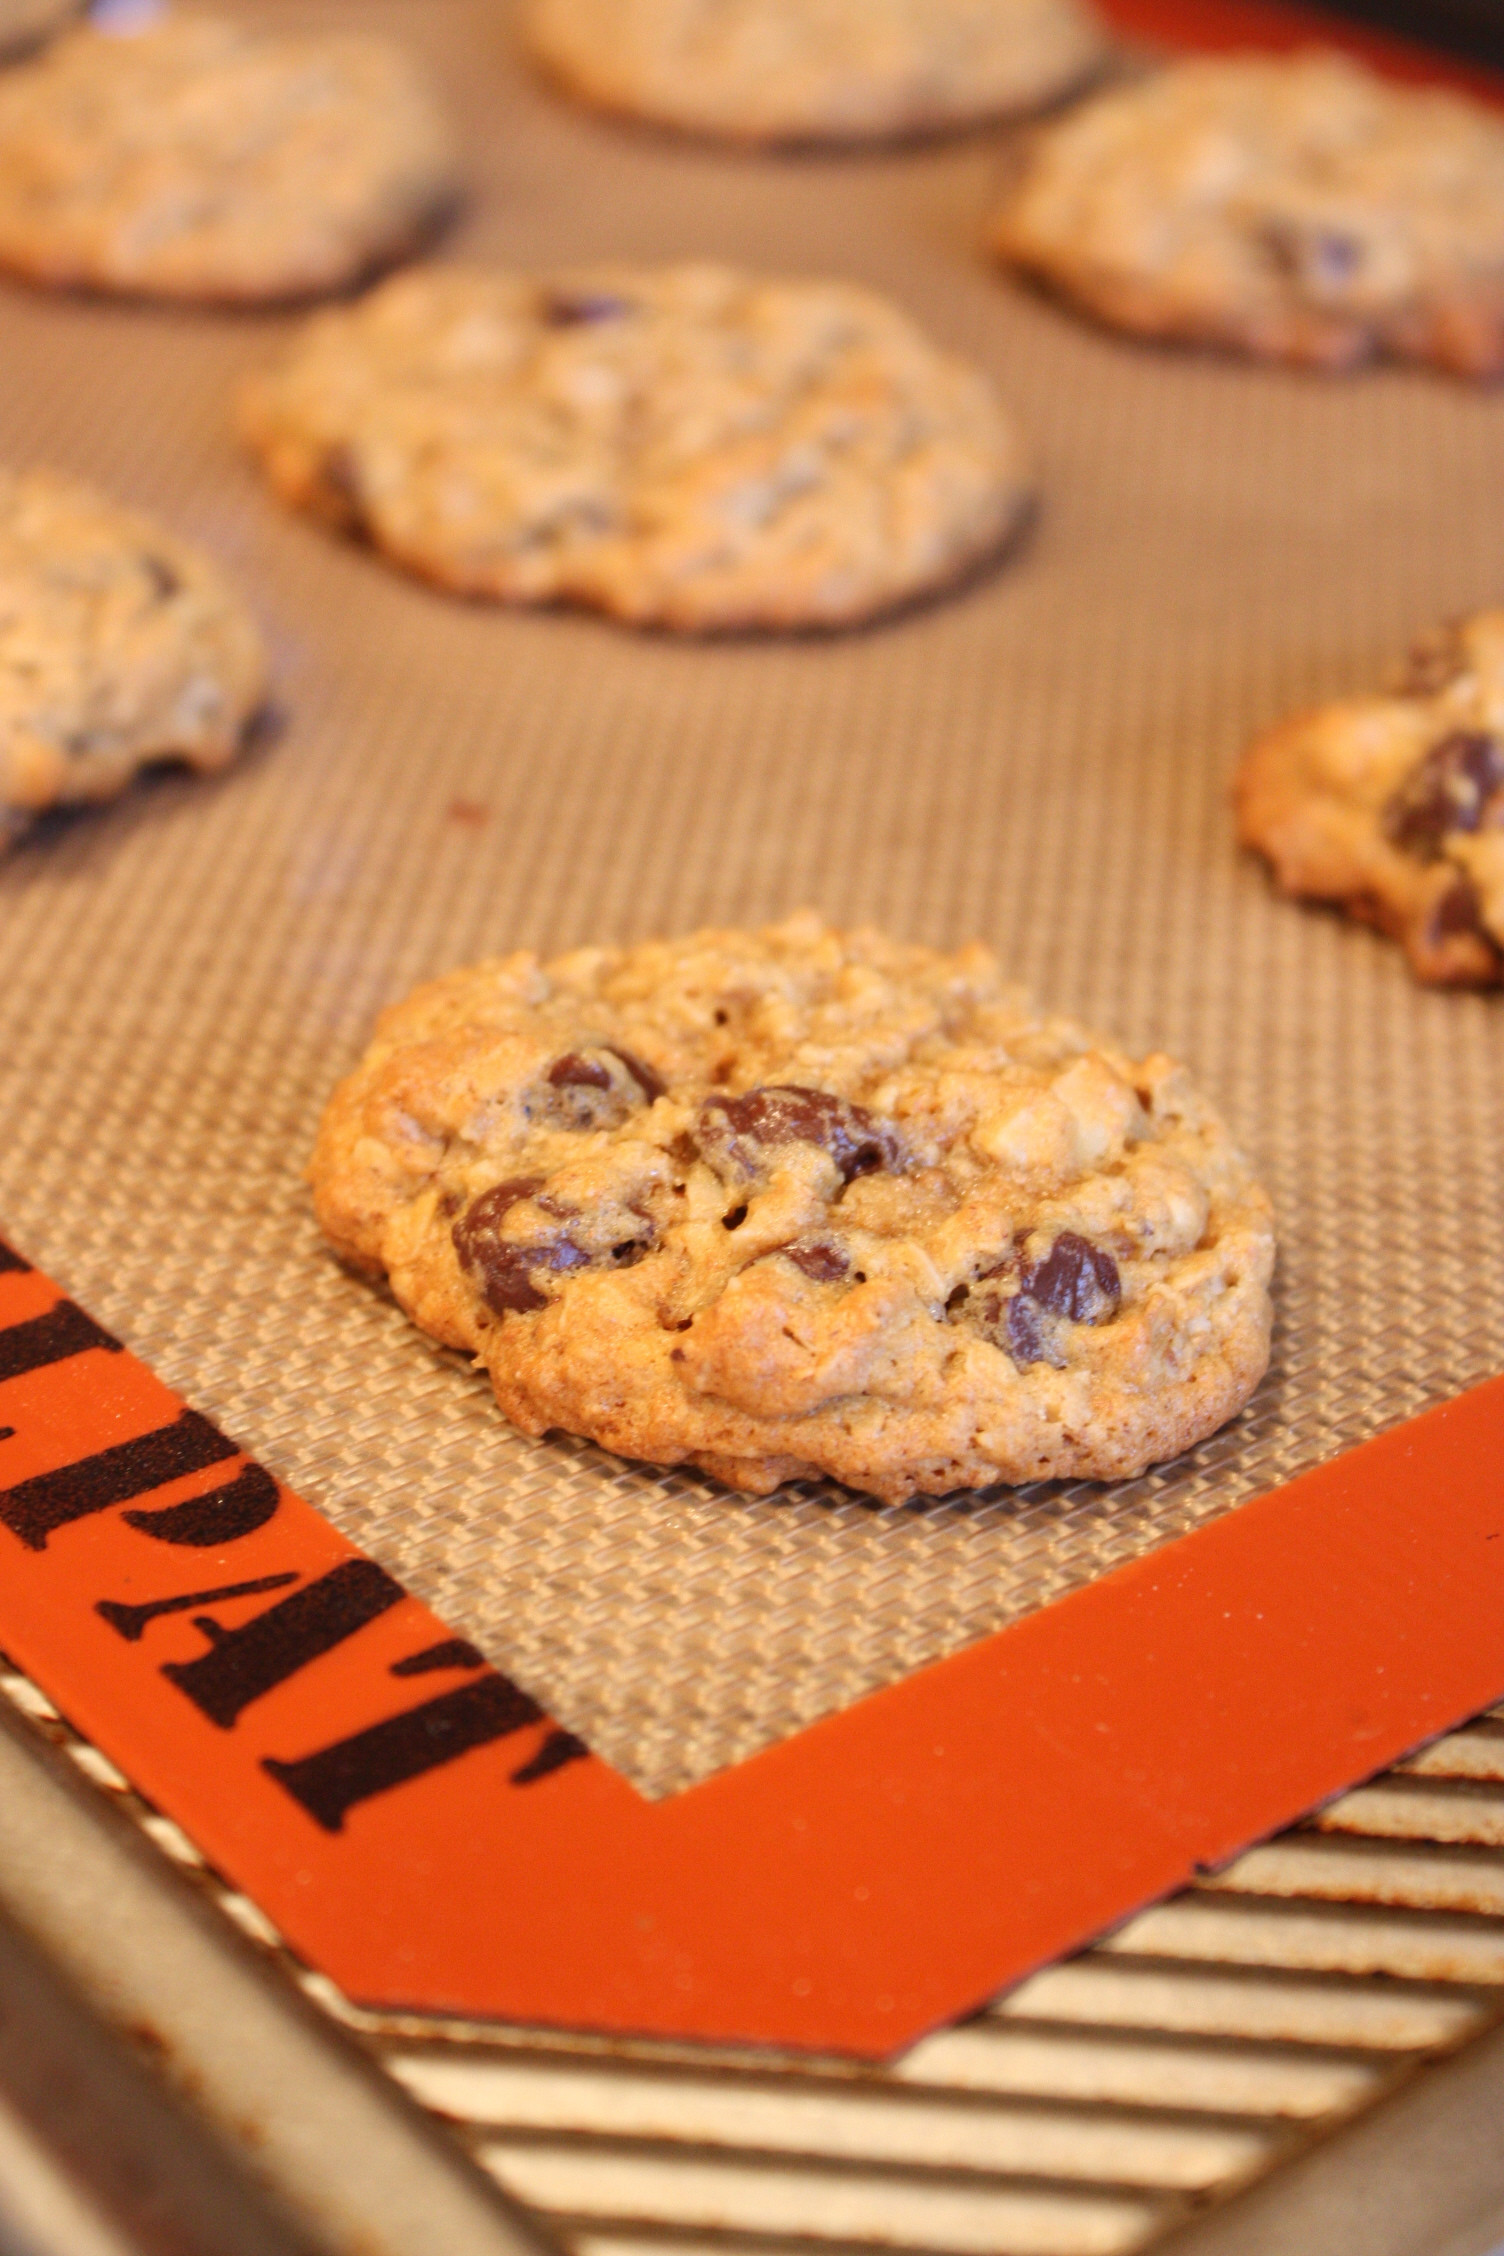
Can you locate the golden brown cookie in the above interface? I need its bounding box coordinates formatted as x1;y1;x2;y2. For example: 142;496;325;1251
0;12;458;302
239;262;1032;633
525;0;1108;146
1238;612;1504;984
992;51;1504;375
310;916;1275;1502
0;466;266;849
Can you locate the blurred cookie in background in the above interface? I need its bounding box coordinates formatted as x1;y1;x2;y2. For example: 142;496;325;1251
525;0;1108;146
0;10;459;302
992;50;1504;375
0;467;266;851
1237;611;1504;984
239;262;1032;632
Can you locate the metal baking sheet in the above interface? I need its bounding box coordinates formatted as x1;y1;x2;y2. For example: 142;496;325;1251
1;0;1502;1806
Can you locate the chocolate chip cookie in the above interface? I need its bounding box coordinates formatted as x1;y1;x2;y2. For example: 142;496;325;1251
239;263;1030;632
310;915;1275;1502
992;51;1504;375
0;13;458;302
0;467;266;849
526;0;1107;146
1238;611;1504;984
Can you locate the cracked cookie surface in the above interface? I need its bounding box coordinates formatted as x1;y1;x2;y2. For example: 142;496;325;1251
1237;610;1504;985
991;51;1504;375
0;466;266;849
0;12;458;301
310;915;1275;1503
525;0;1106;145
238;262;1030;632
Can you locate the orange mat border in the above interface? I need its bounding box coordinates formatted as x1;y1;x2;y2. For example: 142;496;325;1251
3;1231;1503;2058
1100;0;1504;97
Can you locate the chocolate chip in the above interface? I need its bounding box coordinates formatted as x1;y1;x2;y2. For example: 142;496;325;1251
780;1242;848;1284
1005;1294;1048;1368
1316;233;1360;279
945;1230;1119;1370
543;292;632;327
1384;732;1504;857
460;1243;545;1314
699;1086;898;1182
1261;218;1363;287
548;1053;613;1090
457;1177;544;1231
721;1204;748;1232
608;1047;666;1103
544;1048;664;1122
1024;1232;1121;1324
453;1179;589;1316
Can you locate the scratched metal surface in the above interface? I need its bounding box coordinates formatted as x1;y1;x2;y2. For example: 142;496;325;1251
15;1654;1504;2256
0;0;1503;1798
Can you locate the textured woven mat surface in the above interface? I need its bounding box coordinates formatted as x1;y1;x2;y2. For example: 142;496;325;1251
0;0;1501;1798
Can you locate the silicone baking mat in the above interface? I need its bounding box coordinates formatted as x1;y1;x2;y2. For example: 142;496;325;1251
1;0;1502;1814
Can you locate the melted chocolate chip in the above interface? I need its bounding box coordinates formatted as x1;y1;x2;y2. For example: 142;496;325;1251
946;1231;1119;1370
549;1053;613;1090
544;1047;664;1124
453;1179;588;1316
543;292;632;327
1025;1232;1121;1325
1384;732;1504;857
457;1178;545;1233
781;1242;848;1284
1005;1293;1048;1368
608;1047;666;1103
699;1086;897;1182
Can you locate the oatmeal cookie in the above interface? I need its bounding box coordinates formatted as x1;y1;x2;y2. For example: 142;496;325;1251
0;467;266;849
525;0;1107;146
991;51;1504;375
1237;611;1504;984
0;13;458;302
238;263;1030;631
310;915;1275;1503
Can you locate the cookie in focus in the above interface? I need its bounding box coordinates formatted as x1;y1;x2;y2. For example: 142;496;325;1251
991;51;1504;375
525;0;1108;146
0;467;266;850
1237;611;1504;984
0;11;458;302
239;263;1031;633
310;915;1276;1503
